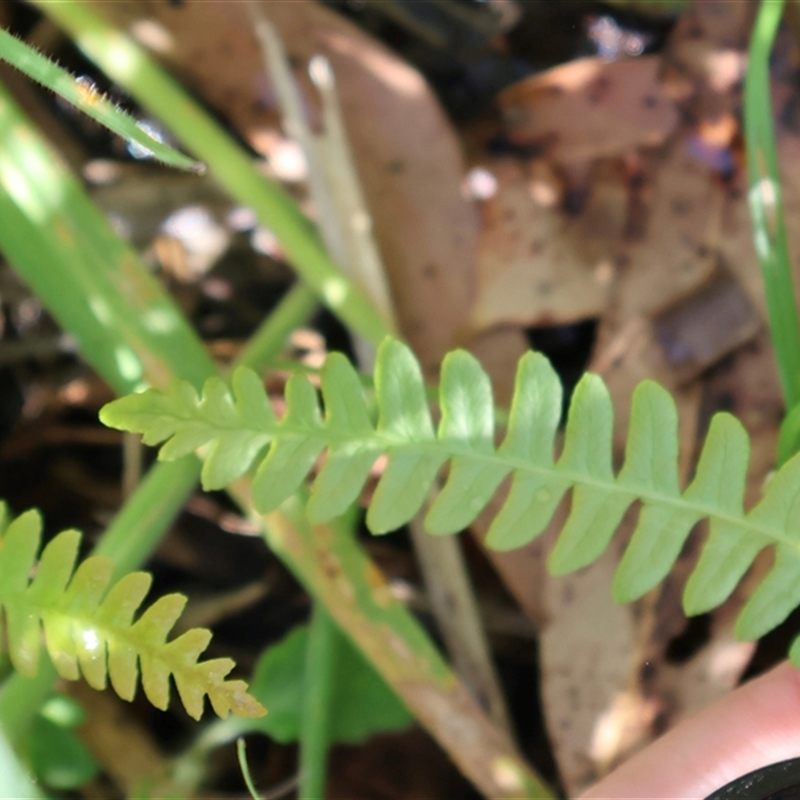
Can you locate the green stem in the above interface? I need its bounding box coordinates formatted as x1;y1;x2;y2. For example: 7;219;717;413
745;0;800;409
93;457;201;581
234;283;318;370
299;605;339;800
236;738;261;800
32;0;393;348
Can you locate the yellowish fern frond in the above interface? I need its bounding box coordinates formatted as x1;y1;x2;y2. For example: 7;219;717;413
0;506;265;721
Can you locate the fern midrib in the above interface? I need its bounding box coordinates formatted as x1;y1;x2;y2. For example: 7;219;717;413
433;440;789;550
185;413;798;554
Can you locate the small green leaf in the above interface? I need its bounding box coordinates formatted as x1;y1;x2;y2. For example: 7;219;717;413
735;547;800;640
498;352;562;464
613;382;698;602
683;522;765;616
249;625;412;744
375;338;435;441
485;472;569;551
684;413;750;512
368;449;448;534
232;366;276;426
203;430;270;490
28;713;98;790
550;375;632;574
252;373;325;513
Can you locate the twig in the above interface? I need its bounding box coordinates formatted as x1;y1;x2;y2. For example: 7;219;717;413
308;55;395;326
409;516;514;733
245;4;349;286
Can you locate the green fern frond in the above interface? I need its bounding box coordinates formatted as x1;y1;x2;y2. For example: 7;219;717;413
100;338;800;662
0;506;265;721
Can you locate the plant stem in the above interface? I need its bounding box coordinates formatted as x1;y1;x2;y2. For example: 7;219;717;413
745;0;800;409
236;738;261;800
299;605;339;800
254;495;553;800
93;457;202;581
234;283;318;371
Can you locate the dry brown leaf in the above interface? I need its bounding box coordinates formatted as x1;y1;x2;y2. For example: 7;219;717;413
540;542;638;796
652;269;761;384
663;0;753;110
469;158;622;331
614;142;722;320
497;55;678;166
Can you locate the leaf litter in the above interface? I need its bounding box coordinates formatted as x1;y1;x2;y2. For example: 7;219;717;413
4;0;800;796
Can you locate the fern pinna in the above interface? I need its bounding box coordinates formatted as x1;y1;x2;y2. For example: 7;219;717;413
101;337;800;664
0;505;264;720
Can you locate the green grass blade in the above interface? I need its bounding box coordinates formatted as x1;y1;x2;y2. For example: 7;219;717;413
299;604;338;800
745;0;800;410
0;79;214;394
0;27;200;171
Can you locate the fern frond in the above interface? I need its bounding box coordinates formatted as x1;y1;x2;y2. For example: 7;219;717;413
0;506;265;720
100;338;800;661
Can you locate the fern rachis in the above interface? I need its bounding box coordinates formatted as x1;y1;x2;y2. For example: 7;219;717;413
100;337;800;664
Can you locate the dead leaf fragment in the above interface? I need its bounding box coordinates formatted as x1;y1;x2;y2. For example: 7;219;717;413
497;56;679;165
471;158;622;330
